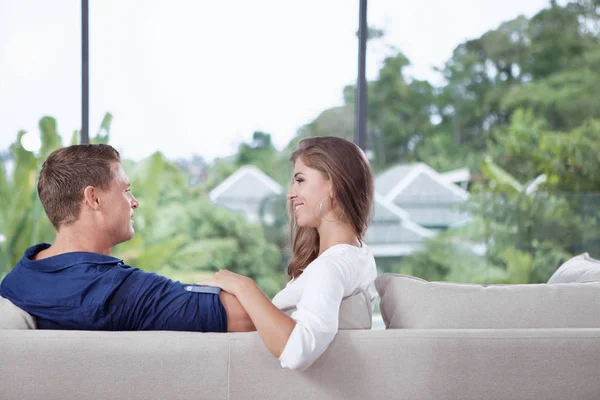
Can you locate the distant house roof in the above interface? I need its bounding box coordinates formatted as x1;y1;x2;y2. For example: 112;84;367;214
374;164;416;198
366;193;436;257
441;167;470;185
209;165;283;223
209;165;282;202
375;163;471;229
377;163;469;202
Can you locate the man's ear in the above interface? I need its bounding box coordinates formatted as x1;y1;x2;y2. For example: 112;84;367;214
83;186;101;210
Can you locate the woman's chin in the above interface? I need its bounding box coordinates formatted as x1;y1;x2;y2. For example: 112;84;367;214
296;218;317;229
295;218;307;228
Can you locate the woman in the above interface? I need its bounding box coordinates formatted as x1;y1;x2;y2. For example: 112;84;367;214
198;136;377;370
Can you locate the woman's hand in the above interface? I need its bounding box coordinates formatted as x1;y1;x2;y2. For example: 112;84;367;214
197;269;254;297
201;269;296;360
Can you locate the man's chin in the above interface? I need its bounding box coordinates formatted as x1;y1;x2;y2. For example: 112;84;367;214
116;230;135;245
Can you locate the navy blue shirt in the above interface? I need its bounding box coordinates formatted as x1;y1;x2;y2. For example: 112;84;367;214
0;244;227;332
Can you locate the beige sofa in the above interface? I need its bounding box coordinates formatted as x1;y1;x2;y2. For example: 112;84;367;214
2;328;600;400
2;270;600;400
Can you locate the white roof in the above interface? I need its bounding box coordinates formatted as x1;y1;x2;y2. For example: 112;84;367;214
441;167;470;184
372;192;436;239
209;165;283;202
376;162;470;203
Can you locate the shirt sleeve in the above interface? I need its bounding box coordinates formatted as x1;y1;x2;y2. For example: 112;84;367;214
278;255;354;371
106;269;226;332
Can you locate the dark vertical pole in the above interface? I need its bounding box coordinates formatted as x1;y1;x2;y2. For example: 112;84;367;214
81;0;90;144
355;0;368;150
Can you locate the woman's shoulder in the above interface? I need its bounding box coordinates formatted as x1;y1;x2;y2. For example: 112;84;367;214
308;244;375;277
320;244;374;265
323;243;372;255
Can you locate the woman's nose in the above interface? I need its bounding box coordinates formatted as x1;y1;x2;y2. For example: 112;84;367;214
286;187;295;200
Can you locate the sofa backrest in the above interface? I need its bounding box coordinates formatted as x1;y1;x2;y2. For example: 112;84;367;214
0;290;372;330
376;274;600;329
278;288;373;330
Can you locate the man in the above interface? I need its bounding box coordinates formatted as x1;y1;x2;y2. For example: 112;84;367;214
0;144;254;332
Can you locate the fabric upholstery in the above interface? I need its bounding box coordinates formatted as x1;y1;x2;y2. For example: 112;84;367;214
0;296;36;330
281;289;373;330
376;273;600;329
548;253;600;284
1;329;600;400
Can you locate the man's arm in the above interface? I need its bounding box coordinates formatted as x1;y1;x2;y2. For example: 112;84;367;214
108;269;254;332
219;291;255;332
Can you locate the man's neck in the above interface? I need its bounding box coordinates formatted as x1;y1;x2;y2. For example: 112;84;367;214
37;227;112;259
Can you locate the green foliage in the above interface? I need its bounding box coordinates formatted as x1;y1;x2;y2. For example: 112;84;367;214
502;65;600;131
389;106;600;284
391;226;512;284
342;53;437;170
0;118;63;276
235;131;292;185
202;131;292;190
296;106;354;144
414;132;480;173
538;119;600;191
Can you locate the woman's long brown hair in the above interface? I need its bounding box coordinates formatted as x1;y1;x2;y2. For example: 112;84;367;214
287;137;374;279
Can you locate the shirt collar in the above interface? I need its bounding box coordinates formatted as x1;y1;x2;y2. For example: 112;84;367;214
21;243;124;271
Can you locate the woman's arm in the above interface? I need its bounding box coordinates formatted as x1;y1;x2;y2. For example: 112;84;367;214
236;280;296;358
199;257;351;370
198;270;296;358
275;257;348;370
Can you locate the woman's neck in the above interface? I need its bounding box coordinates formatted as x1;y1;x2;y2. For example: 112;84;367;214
317;220;359;256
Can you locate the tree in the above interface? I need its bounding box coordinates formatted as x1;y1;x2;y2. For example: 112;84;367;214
295;106;354;144
1;117;66;276
235;131;290;184
501;48;600;131
203;131;291;191
391;106;600;284
436;16;531;152
468;111;600;282
436;3;600;153
341;52;437;170
527;2;597;79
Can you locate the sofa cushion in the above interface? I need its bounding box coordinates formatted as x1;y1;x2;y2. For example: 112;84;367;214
280;289;372;330
337;288;372;330
0;296;36;329
375;274;600;329
548;253;600;284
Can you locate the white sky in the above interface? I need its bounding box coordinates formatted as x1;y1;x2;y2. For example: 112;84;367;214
0;0;554;161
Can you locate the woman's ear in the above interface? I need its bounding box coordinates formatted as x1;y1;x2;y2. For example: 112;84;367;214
83;186;101;210
328;190;337;210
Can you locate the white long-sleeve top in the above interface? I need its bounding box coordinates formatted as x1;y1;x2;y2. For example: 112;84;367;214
271;244;377;371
